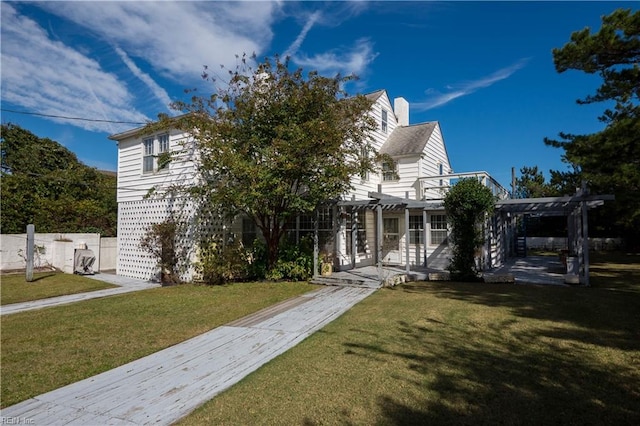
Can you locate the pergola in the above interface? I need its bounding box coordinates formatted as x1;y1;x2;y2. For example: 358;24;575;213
494;187;615;286
312;184;614;286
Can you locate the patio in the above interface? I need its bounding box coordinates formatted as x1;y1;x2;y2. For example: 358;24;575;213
312;255;570;288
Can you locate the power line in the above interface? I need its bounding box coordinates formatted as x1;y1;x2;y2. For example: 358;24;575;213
1;108;147;125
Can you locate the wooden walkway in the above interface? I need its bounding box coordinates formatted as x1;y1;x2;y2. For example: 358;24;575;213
1;274;160;316
1;286;375;425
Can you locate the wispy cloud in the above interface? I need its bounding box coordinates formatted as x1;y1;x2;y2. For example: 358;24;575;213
38;2;280;82
0;3;149;134
294;38;378;78
413;58;530;111
114;46;173;113
284;11;321;58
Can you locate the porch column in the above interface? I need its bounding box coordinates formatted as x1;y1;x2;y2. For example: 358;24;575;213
405;206;410;273
313;208;319;278
581;182;590;286
351;208;357;268
377;204;383;280
332;204;339;270
423;210;428;267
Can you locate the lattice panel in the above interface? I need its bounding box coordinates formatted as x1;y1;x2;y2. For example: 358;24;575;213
117;198;223;282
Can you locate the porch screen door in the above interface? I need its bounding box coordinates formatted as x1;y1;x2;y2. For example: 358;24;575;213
383;218;400;264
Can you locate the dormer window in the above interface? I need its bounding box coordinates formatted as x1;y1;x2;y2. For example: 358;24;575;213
381;109;388;133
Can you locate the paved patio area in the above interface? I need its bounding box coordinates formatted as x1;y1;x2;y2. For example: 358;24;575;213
484;256;568;286
313;256;570;288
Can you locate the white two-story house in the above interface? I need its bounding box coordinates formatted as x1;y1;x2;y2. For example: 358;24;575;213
110;89;508;281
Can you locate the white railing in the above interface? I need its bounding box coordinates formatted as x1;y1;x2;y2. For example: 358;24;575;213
418;171;510;201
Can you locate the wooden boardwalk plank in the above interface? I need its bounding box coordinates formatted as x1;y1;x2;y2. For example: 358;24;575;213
1;276;159;316
2;286;374;425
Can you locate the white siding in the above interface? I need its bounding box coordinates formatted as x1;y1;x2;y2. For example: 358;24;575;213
349;92;398;200
379;156;421;199
117;130;197;203
419;123;452;200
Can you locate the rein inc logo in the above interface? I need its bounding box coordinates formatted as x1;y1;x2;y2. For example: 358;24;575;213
1;418;34;425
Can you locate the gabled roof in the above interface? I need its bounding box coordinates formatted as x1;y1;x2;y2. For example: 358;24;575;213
364;89;386;102
379;122;437;157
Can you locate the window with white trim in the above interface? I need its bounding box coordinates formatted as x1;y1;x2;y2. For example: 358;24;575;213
143;138;155;173
360;146;370;181
381;109;388;133
382;161;397;181
430;214;448;245
142;134;170;173
409;215;424;244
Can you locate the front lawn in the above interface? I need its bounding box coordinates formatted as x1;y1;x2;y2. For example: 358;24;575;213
0;281;315;408
0;272;118;305
181;253;640;425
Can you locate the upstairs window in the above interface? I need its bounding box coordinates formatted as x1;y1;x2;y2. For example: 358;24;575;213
360;146;370;181
157;134;170;170
143;138;155;173
382;161;397;181
381;109;388;133
142;134;170;173
439;163;444;187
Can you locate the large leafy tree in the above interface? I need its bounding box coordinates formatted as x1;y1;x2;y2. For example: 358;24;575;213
545;8;640;243
1;124;117;235
157;55;378;269
444;178;495;281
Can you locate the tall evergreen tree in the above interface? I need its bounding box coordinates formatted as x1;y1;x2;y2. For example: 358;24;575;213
545;9;640;244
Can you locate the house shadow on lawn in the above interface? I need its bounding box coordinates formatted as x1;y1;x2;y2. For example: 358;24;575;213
369;312;639;425
342;275;640;425
398;280;639;352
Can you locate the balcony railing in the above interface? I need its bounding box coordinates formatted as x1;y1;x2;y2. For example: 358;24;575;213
418;171;510;201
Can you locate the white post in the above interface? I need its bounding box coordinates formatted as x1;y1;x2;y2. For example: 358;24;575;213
581;181;590;286
405;206;410;273
351;208;357;268
423;210;428;267
377;204;383;280
313;208;319;278
26;224;35;282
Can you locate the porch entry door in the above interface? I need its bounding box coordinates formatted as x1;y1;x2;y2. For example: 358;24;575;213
382;217;401;264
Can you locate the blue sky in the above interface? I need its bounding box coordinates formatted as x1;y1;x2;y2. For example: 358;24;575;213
1;1;633;186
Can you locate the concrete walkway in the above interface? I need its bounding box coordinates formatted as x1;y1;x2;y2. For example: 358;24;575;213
1;285;375;425
1;274;160;316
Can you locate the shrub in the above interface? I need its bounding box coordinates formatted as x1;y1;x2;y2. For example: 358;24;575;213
140;219;181;286
443;178;495;281
195;239;251;285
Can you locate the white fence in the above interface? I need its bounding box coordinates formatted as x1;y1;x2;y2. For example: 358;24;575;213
526;237;624;251
0;233;117;274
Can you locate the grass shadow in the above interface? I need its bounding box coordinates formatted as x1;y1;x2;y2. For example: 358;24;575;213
372;316;640;425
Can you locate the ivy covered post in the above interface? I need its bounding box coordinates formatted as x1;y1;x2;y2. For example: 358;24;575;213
443;178;495;281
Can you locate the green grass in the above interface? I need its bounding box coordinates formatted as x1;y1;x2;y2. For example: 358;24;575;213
590;252;640;292
0;272;118;305
181;253;640;425
0;281;315;408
